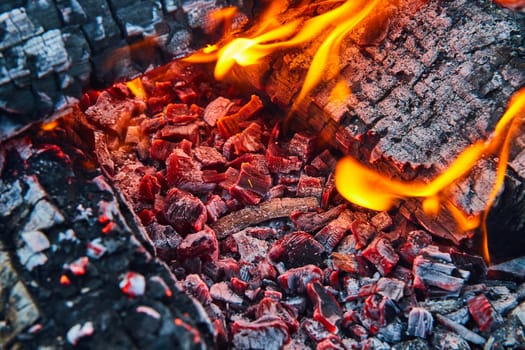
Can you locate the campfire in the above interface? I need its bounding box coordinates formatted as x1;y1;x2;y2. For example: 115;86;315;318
1;0;525;349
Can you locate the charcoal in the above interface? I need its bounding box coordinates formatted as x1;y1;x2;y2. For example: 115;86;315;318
138;173;161;203
67;322;95;346
193;146;227;169
467;294;503;332
232;315;289;349
150;139;176;161
302;318;333;342
119;271;146;298
307;281;342;334
377;318;404;343
277;265;323;294
233;161;272;199
162;188;207;233
183;274;211;306
177;227;219;263
348;323;368;341
173;83;196;104
313;209;352;252
407;307;433;338
266;143;303;174
210;282;244;307
450;249;487;282
296;174;324;198
431;331;471;350
310;149;337;174
85;90;145;136
268;231;325;268
233;230;269;263
158;123;199;144
165;148;199;186
317;335;346;350
229;95;263;122
398;230;432;264
291;204;345;232
413;247;466;296
488;286;518;316
362;237;399;276
140;115;166;134
335;234;358;255
205;194;228;222
228;122;265;154
488;256;525;281
289;132;317;161
256;296;299;332
363;294;399;331
203;96;235;127
445;307;470;325
350;219;377;249
359;337;390;350
332;253;361;275
435;314;486;345
371;211;393;232
375;277;405;302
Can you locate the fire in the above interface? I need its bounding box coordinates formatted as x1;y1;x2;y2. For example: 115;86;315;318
126;77;146;100
185;0;387;106
335;88;525;263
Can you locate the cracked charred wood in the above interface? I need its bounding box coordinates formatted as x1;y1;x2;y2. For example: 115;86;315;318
0;118;215;349
0;0;254;140
248;0;525;260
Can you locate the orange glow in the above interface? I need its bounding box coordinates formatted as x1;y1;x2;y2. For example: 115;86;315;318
494;0;525;9
126;77;146;100
335;88;525;263
329;80;351;104
185;0;386;105
41;120;59;131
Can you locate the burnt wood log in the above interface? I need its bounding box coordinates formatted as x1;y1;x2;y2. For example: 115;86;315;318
242;0;525;261
0;0;255;140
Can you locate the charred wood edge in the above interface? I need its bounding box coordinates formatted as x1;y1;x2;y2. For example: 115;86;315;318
0;116;215;348
212;196;320;239
0;0;254;141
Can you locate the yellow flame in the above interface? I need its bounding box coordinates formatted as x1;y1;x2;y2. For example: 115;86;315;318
185;0;385;104
335;88;525;263
329;80;352;104
41;120;59;131
126;77;146;100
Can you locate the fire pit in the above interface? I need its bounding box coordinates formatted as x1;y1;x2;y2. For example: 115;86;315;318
1;0;525;349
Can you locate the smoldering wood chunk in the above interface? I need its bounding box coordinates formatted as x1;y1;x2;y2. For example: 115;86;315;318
450;249;487;283
306;281;342;334
232;315;290;350
361;237;399;276
314;209;352;252
431;330;471;350
407;307;433;338
256;296;299;332
85;89;145;136
467;294;504;333
277;265;323;295
212;196;319;239
412;246;467;297
488;256;525;281
162;187;207;233
398;230;433;264
291;204;345;233
268;231;325;268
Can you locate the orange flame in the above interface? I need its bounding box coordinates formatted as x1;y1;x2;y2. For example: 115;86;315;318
335;88;525;263
185;0;386;106
126;77;146;100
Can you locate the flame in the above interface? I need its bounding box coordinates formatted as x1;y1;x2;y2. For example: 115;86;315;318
335;88;525;263
41;120;59;131
126;77;146;100
185;0;386;106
